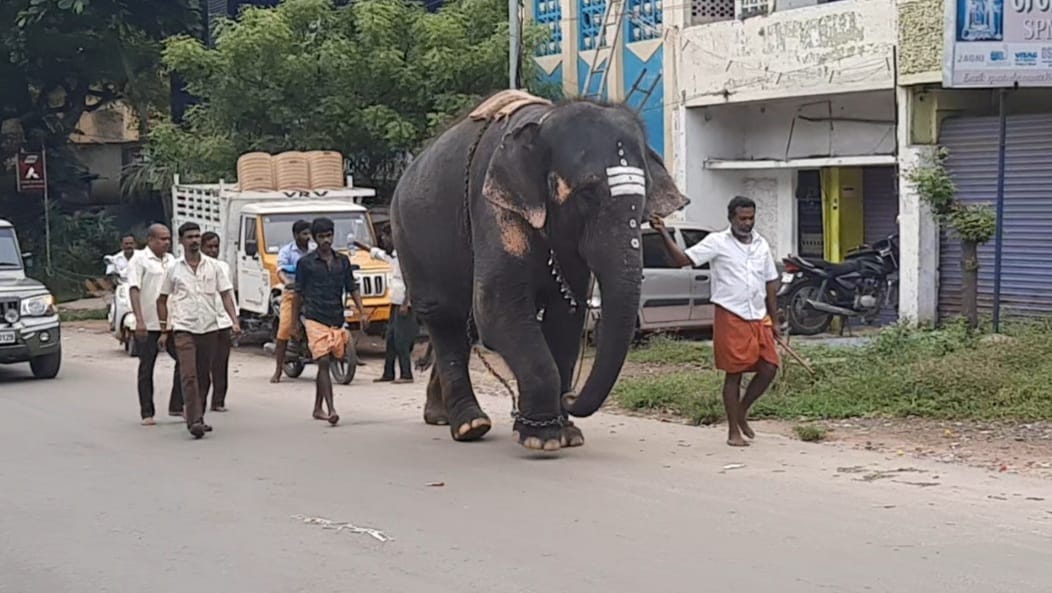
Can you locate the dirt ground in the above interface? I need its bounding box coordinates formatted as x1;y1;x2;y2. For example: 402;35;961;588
461;345;1052;481
71;319;1052;481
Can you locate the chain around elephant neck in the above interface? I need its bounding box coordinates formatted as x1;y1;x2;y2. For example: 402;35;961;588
461;116;565;429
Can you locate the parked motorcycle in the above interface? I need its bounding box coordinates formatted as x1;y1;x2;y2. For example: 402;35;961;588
103;254;138;356
777;233;899;336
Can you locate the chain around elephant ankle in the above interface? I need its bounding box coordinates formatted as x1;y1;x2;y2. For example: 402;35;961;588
512;411;566;428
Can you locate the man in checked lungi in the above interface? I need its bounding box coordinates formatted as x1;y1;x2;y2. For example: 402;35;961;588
651;196;781;447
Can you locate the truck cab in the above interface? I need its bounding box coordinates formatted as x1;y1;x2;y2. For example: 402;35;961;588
0;220;62;379
237;201;392;334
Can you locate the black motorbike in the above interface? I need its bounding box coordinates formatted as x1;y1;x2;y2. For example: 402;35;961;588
278;315;359;385
777;233;899;336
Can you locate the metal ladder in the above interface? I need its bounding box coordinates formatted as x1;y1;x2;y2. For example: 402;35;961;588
623;4;662;113
580;0;626;101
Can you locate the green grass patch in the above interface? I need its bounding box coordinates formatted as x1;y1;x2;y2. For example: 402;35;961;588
793;424;829;442
627;334;713;365
612;318;1052;424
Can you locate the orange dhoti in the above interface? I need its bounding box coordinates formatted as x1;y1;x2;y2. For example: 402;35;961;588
304;319;350;361
712;305;780;374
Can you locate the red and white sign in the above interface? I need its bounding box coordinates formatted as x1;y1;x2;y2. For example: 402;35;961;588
16;150;47;193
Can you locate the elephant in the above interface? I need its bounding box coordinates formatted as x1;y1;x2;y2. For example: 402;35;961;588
389;89;689;452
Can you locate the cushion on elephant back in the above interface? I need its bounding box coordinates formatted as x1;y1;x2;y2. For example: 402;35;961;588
469;89;552;122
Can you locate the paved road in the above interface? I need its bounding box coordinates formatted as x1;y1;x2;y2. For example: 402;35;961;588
1;326;1049;593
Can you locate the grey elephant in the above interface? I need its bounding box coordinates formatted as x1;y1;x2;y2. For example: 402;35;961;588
389;89;689;452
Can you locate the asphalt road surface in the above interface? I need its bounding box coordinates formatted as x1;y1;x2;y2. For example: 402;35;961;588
1;325;1049;593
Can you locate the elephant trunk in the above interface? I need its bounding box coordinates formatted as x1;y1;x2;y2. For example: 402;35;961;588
564;250;642;418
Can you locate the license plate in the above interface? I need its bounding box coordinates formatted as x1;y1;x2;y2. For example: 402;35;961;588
781;272;795;284
0;331;15;345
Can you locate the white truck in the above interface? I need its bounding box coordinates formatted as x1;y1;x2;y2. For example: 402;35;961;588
170;175;395;339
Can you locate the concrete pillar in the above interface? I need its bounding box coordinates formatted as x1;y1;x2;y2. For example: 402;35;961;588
662;0;689;176
896;86;940;325
561;0;579;96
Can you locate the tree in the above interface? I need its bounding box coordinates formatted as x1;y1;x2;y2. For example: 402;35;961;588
135;0;557;195
1;0;200;176
0;0;199;297
905;147;996;330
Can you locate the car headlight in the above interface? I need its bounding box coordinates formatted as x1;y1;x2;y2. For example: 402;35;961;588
21;294;55;317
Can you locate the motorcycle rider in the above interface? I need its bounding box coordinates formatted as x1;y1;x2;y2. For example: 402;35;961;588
650;195;781;448
270;220;314;383
105;234;138;334
106;234;138;285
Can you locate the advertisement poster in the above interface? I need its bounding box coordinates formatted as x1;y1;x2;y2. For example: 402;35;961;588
943;0;1052;87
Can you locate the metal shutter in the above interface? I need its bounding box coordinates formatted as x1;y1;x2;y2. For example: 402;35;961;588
862;165;900;325
863;166;900;245
938;114;1052;320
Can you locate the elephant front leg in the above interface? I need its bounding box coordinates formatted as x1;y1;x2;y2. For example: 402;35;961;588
479;312;565;452
540;303;588;448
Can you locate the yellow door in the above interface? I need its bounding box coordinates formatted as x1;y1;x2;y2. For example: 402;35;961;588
820;167;865;262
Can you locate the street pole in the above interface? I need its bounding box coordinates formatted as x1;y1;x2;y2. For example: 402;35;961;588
508;0;520;89
992;87;1008;333
42;145;52;274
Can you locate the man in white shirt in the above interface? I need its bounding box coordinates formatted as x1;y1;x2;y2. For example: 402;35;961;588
157;222;241;439
366;229;417;384
105;234;138;283
651;195;781;447
127;224;182;426
200;231;238;413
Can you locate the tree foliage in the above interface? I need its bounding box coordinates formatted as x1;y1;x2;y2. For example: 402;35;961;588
1;0;199;188
138;0;557;193
905;147;996;244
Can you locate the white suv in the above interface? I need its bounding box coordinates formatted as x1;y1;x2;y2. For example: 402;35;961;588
587;220;716;339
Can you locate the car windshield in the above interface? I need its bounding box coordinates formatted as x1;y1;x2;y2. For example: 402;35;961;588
261;212;374;254
0;228;23;268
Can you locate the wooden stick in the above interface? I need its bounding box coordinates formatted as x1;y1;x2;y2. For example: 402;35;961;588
775;334;816;376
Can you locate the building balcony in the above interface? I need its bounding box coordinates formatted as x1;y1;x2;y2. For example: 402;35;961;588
679;0;896;106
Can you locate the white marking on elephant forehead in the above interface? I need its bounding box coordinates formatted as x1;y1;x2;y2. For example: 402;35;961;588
606;165;646;196
608;173;645;186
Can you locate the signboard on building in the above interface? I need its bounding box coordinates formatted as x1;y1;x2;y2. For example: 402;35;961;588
944;0;1052;87
15;150;47;193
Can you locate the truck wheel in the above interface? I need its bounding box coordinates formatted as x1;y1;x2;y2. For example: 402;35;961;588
30;349;62;379
284;360;305;378
330;345;358;385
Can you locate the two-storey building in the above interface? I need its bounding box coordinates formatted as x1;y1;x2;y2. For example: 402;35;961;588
668;0;901;326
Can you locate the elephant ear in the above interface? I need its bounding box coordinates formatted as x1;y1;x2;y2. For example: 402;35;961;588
482;117;549;229
642;146;690;220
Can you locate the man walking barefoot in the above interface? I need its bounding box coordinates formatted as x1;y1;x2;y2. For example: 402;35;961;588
294;217;369;425
651;196;781;447
157;223;241;439
271;220;313;383
127;224;182;425
200;231;237;412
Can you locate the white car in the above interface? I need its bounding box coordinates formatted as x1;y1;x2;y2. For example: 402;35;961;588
587;220;716;340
